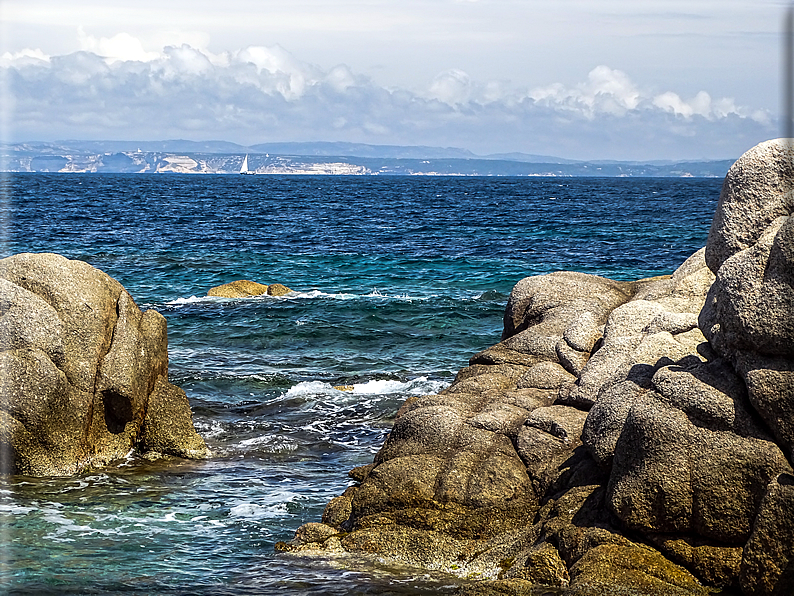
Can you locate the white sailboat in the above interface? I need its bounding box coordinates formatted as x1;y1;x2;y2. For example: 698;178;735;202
240;154;255;175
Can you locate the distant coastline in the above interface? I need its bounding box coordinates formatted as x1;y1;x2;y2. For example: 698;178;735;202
1;140;735;178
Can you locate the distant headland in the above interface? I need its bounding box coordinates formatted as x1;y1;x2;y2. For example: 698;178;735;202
1;140;735;177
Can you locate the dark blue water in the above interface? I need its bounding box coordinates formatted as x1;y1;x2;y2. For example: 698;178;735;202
0;173;721;594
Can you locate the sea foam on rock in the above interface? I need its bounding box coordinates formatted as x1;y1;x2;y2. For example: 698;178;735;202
0;253;209;476
281;139;794;596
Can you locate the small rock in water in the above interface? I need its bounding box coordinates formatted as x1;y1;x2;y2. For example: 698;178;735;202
207;280;268;297
333;385;355;392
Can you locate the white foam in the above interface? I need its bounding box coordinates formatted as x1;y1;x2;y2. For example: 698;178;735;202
0;503;37;515
290;289;358;300
165;293;293;306
238;435;272;447
362;289;432;301
228;503;282;519
283;376;448;399
237;434;298;453
284;380;335;398
166;295;207;305
350;379;407;394
165;288;435;306
194;420;227;439
41;508;122;541
227;490;303;520
353;376;448;395
115;449;136;468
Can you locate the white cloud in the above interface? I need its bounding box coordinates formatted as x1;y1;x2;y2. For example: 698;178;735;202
587;66;641;110
0;41;777;160
233;45;322;99
77;28;160;63
324;65;358;93
157;45;215;78
427;69;474;106
650;89;770;125
653;91;706;118
0;0;780;123
0;48;51;67
528;66;643;117
520;66;770;127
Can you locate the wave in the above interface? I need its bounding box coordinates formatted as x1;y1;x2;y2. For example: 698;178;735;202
284;376;448;399
227;498;301;520
163;289;447;307
190;375;449;456
169;369;292;385
237;434;299;453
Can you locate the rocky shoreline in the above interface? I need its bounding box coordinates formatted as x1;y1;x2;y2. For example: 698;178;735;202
278;139;794;595
1;139;791;594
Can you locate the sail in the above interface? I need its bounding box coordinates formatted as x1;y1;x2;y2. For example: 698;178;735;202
240;154;249;174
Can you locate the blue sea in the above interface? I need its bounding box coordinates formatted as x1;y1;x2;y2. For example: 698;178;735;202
0;173;721;594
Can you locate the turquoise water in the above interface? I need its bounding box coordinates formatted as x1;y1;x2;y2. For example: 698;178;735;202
1;174;721;594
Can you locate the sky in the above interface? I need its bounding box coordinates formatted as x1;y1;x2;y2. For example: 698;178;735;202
0;0;789;160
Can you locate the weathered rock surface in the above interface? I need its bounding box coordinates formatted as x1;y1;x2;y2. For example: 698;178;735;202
282;140;794;596
740;472;794;596
700;139;794;465
207;279;292;297
266;283;292;297
0;253;209;476
607;364;789;543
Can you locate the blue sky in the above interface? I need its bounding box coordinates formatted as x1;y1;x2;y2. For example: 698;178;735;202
0;0;787;160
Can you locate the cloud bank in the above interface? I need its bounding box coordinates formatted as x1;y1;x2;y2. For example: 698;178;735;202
1;38;776;161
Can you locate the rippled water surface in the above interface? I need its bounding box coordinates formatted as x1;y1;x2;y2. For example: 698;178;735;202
1;173;721;593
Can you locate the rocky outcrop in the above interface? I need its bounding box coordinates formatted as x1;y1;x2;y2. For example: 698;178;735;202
698;139;794;596
700;139;794;463
281;139;794;596
207;280;292;297
0;253;209;476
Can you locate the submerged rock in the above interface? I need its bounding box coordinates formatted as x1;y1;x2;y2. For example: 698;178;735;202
0;253;209;476
284;140;794;596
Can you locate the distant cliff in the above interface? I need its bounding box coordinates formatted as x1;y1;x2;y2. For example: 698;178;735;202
1;141;734;177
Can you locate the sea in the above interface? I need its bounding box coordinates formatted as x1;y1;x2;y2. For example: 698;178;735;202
0;173;722;595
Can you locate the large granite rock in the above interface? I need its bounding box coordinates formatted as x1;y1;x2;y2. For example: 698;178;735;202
0;253;208;476
607;361;790;543
570;248;714;417
700;139;794;464
282;139;794;596
697;138;794;593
